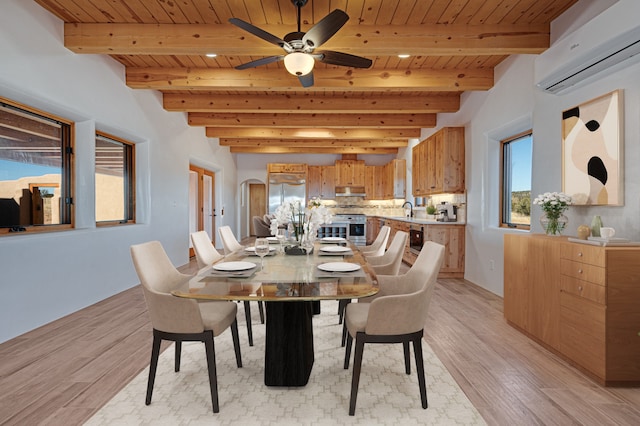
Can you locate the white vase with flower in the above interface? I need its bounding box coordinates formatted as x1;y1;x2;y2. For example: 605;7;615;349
533;191;572;236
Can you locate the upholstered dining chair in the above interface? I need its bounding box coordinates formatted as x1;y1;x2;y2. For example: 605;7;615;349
359;225;390;258
338;230;408;337
343;241;445;415
130;240;242;413
366;230;408;276
218;225;244;255
191;231;264;347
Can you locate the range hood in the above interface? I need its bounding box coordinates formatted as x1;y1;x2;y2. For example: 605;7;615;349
335;186;366;197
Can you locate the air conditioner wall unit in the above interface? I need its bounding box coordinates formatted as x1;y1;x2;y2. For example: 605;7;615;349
535;0;640;95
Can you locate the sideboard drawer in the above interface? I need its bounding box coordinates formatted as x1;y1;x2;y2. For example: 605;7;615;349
560;259;605;286
560;275;606;305
561;243;605;267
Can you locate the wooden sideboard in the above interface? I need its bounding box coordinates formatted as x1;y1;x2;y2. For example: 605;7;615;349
504;233;640;385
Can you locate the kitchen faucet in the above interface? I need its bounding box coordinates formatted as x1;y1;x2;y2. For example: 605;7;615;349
401;201;413;218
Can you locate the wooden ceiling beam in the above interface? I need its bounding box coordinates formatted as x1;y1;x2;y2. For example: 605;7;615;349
190;112;435;128
228;146;399;154
64;23;550;56
127;67;493;92
164;93;460;113
219;139;408;148
206;127;420;139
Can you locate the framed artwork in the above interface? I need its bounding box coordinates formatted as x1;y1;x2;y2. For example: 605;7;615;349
562;90;623;206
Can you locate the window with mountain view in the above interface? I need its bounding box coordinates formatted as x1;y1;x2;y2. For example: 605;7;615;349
501;131;532;229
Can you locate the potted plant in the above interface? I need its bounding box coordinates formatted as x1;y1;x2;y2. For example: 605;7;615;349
426;204;437;219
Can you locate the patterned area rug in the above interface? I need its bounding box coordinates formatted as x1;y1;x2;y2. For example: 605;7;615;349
86;301;485;425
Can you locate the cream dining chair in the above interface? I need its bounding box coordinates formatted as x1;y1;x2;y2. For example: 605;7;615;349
366;230;408;276
343;241;445;415
359;225;390;258
192;230;264;347
339;230;408;340
130;240;242;413
218;225;244;255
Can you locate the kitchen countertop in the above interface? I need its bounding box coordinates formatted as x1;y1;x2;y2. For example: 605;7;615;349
372;215;466;225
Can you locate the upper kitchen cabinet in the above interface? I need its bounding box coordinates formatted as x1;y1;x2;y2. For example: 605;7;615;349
335;160;365;187
308;165;335;199
388;159;406;199
413;127;465;196
268;163;308;174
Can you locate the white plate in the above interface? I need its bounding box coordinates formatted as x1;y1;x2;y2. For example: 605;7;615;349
320;245;351;253
245;246;276;253
322;237;346;242
266;236;279;243
317;262;361;272
212;261;257;272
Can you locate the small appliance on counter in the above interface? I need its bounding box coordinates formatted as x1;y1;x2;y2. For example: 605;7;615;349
436;202;457;222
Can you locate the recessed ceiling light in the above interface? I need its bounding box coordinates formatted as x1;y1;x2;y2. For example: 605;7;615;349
398;54;410;59
206;53;217;58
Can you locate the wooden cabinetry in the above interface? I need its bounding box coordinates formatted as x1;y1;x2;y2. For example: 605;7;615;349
424;225;465;277
364;166;376;200
504;234;640;385
268;163;307;174
335;160;365;187
307;166;335;199
383;159;406;199
366;216;379;245
383;218;465;278
413;127;465;196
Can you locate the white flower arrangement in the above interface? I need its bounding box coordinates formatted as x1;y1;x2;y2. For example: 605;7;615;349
269;197;333;241
533;191;572;219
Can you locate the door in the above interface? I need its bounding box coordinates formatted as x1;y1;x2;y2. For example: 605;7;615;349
249;183;266;236
188;165;216;257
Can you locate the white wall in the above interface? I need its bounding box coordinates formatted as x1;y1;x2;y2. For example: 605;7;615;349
417;0;640;296
0;0;237;343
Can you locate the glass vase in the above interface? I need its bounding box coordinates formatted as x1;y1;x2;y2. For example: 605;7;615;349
540;213;568;236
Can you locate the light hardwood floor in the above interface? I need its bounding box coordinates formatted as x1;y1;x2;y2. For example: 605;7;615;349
1;260;639;425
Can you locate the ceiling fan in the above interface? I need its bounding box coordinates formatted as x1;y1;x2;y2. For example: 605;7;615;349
229;0;372;88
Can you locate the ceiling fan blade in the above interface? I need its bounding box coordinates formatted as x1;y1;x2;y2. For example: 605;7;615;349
229;18;291;50
298;71;314;88
235;55;284;70
302;9;349;49
318;51;373;68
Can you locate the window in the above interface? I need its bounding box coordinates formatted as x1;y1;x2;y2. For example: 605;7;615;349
0;98;73;233
95;132;135;225
501;131;532;229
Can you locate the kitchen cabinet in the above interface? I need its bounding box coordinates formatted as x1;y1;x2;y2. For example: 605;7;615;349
335;160;365;187
383;159;406;199
424;224;465;277
268;163;307;174
364;166;376;200
366;215;379;245
413;127;465;196
382;218;464;278
307;166;335;199
504;234;640;385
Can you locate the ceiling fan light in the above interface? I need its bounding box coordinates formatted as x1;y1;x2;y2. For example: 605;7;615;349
284;52;315;76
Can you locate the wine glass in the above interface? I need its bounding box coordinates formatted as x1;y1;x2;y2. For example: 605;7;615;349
254;238;270;270
275;228;287;253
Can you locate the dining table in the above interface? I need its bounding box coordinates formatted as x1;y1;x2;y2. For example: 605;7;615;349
172;237;378;387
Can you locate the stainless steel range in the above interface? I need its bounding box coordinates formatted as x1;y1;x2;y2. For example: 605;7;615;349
334;213;366;246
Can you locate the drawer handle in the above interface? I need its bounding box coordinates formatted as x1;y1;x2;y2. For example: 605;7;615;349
577;286;583;292
578;269;583;274
578;252;583;257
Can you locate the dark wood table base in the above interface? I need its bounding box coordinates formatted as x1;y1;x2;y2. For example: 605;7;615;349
264;301;315;386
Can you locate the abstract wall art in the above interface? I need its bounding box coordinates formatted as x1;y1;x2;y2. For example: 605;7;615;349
562;90;623;206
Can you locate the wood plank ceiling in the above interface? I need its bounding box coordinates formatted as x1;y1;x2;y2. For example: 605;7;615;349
33;0;578;155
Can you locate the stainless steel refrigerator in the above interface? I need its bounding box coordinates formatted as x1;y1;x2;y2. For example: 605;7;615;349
268;172;306;214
